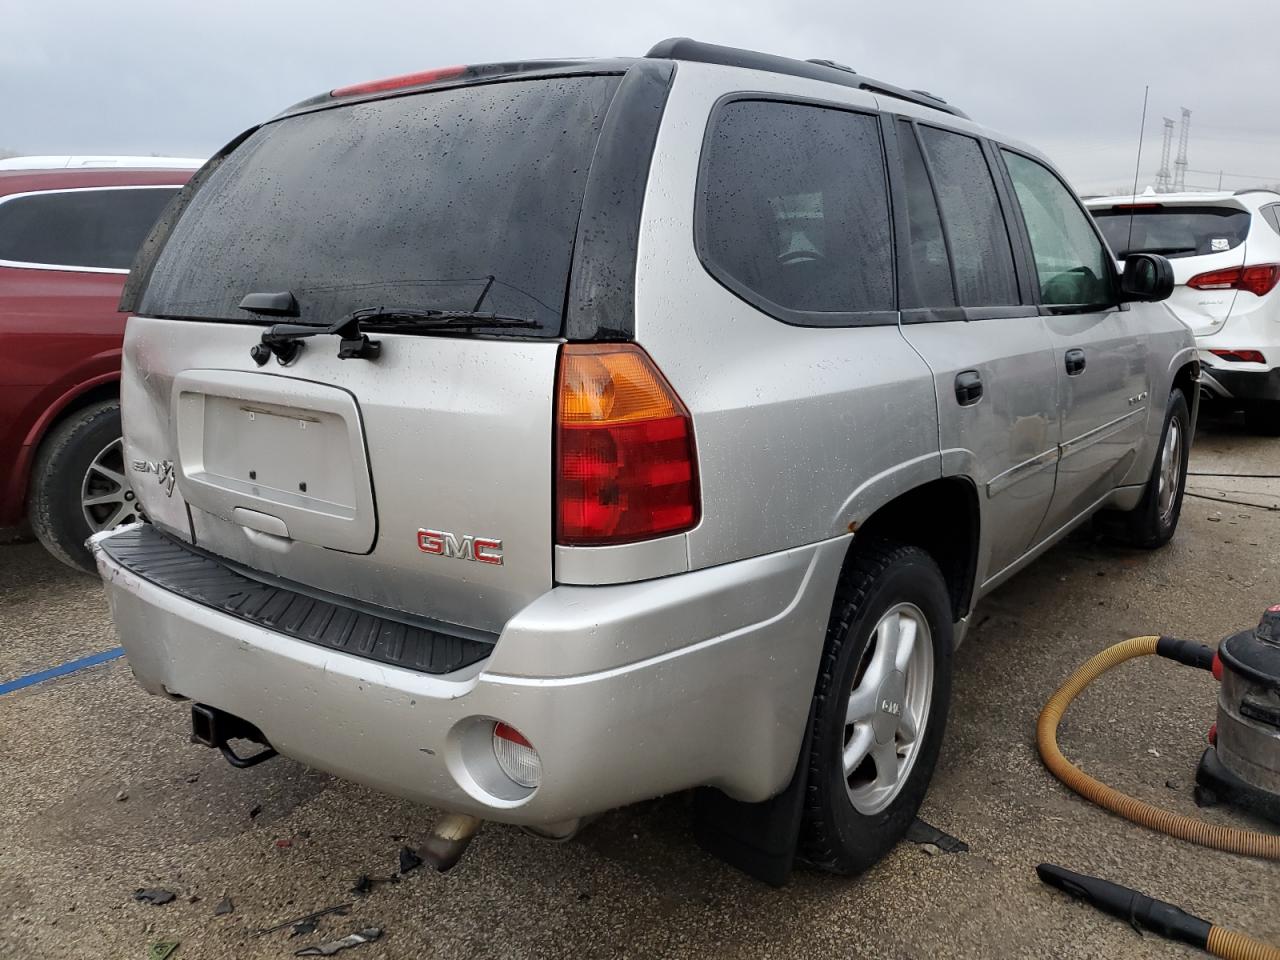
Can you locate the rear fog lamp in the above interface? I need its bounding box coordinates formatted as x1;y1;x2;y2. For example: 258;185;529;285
492;722;542;789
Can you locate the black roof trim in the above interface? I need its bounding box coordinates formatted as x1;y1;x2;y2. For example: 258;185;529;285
644;38;968;119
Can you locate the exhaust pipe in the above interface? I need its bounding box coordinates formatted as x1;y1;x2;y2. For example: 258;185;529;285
191;704;278;769
420;813;483;872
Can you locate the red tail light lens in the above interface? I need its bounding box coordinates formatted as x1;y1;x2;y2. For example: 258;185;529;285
1209;349;1267;364
556;344;699;546
1187;263;1280;297
331;65;467;98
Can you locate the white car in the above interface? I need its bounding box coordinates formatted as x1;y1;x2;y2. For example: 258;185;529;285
1087;189;1280;434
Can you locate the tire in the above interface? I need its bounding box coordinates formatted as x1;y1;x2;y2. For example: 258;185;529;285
1099;389;1190;549
799;539;953;875
1244;401;1280;436
28;400;139;574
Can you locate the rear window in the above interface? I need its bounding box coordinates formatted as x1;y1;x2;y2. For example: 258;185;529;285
1091;205;1251;259
0;187;177;270
140;76;621;335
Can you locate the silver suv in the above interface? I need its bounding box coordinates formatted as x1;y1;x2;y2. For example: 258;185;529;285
95;39;1197;883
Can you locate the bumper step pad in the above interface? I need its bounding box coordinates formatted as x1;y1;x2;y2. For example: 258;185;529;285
99;525;494;675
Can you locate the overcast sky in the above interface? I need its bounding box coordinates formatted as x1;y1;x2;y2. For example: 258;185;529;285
4;0;1279;194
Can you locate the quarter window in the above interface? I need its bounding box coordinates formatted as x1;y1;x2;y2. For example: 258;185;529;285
896;121;955;309
917;127;1020;307
1002;151;1112;307
0;188;177;270
699;99;894;322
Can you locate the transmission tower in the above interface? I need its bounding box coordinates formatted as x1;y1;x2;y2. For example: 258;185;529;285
1155;117;1174;192
1173;107;1191;192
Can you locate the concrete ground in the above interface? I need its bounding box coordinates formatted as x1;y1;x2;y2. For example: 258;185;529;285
1;412;1277;960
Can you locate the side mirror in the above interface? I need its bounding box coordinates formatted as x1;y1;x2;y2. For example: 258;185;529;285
1119;253;1174;303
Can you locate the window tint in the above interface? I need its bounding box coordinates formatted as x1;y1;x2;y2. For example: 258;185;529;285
917;127;1019;306
699;99;893;320
141;77;621;335
896;122;955;308
1091;205;1251;259
0;187;177;270
1003;151;1112;306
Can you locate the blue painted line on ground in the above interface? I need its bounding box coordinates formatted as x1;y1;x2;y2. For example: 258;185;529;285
0;647;125;696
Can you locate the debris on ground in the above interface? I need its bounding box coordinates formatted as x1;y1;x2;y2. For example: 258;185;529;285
398;846;423;875
213;896;234;917
253;903;352;937
294;927;383;956
115;788;128;802
290;920;319;939
184;773;199;783
133;888;177;906
249;804;262;820
147;942;180;960
350;875;373;896
920;843;942;857
905;818;970;854
275;838;293;849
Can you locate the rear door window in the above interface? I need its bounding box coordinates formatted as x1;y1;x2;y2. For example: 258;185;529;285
698;98;894;324
0;187;177;270
917;126;1020;307
1002;151;1113;307
140;76;621;336
1091;205;1251;259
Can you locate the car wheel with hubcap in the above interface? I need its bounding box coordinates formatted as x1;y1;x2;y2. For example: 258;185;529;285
28;400;137;574
800;538;953;875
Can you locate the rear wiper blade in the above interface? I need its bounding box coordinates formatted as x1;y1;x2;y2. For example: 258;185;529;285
1116;246;1196;258
249;306;540;366
347;306;540;330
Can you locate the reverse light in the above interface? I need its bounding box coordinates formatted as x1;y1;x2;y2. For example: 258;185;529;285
331;65;467;98
492;722;541;789
1209;349;1267;364
1187;263;1280;298
555;343;700;546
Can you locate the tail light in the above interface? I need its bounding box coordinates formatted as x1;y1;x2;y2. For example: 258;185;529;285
1187;264;1280;298
1209;349;1267;364
555;343;699;546
492;722;541;789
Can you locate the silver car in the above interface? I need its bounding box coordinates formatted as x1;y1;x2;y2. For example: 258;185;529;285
94;39;1197;883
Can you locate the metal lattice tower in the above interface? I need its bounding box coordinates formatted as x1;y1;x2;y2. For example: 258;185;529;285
1172;107;1191;192
1154;117;1174;193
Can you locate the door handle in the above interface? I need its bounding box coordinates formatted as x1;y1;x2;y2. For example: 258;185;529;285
955;370;983;406
1065;348;1087;376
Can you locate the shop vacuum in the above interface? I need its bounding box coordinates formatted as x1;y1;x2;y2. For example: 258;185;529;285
1036;606;1280;960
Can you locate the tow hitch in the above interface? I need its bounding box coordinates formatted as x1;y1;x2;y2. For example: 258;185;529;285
191;703;278;769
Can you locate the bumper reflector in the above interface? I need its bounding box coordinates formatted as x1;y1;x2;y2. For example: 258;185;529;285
492;722;541;789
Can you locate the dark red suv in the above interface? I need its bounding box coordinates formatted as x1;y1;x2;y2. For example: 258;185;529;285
0;158;198;571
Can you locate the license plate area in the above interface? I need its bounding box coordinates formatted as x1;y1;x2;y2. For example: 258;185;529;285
172;370;376;553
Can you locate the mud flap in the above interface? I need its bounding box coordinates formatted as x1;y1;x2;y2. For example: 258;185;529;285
692;714;812;887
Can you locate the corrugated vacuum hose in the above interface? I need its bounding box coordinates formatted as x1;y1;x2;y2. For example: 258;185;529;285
1037;635;1280;860
1036;635;1280;959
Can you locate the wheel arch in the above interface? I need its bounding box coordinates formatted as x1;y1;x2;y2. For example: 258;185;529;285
847;476;981;624
17;375;120;510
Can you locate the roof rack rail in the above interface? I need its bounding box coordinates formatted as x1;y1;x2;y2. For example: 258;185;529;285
644;38;968;119
1233;187;1280;197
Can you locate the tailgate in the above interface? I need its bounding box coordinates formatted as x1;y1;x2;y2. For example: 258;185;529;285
122;315;556;634
1165;247;1245;337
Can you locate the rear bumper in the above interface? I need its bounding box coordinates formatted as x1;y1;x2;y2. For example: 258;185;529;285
1199;361;1280;403
94;525;846;825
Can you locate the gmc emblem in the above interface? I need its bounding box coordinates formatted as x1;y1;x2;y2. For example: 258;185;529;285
417;529;503;565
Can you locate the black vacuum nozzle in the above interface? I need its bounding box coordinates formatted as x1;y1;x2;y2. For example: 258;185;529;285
1036;863;1212;950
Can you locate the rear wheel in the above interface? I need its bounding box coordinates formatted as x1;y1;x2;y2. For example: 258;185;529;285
1244;401;1280;436
28;401;139;574
1099;389;1190;549
799;539;953;875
